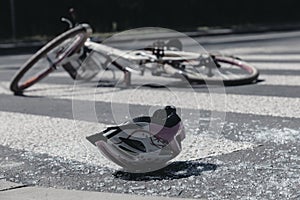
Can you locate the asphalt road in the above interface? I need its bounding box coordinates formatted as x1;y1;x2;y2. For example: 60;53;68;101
0;30;300;200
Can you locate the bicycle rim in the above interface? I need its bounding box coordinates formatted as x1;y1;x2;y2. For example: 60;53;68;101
183;55;259;85
10;24;91;93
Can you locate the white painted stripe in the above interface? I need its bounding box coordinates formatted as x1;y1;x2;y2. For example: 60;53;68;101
0;111;253;169
0;82;10;94
200;30;300;44
252;63;300;71
258;74;300;86
240;54;300;61
0;54;31;60
217;47;300;57
46;70;300;87
0;64;22;68
78;87;300;118
1;80;300;118
99;72;300;87
239;51;300;56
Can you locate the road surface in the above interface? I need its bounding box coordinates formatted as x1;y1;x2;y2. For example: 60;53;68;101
0;30;300;199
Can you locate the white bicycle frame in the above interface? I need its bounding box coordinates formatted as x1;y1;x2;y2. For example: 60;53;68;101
75;38;212;85
85;39;200;61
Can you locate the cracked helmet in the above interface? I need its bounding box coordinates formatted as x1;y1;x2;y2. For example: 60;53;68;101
86;106;185;173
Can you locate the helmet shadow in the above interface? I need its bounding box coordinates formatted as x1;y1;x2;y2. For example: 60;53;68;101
113;160;217;181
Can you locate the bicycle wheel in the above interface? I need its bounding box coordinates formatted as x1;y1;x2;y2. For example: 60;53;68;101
10;24;92;94
180;54;259;85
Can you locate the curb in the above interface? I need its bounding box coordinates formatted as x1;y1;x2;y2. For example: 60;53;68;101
0;183;199;200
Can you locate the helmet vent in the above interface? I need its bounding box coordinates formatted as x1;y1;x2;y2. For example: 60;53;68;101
119;145;138;155
119;137;146;152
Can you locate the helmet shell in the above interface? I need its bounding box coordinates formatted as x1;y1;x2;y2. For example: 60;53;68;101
86;106;185;173
95;121;185;173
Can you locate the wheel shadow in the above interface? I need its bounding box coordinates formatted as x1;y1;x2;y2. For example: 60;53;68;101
94;77;263;89
113;160;217;181
10;76;264;98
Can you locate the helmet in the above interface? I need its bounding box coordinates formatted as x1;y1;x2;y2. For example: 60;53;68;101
86;106;185;173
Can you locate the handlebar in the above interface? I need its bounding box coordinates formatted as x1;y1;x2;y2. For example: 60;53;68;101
61;8;78;29
61;17;73;28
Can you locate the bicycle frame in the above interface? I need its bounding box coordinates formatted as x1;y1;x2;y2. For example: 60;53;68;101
78;38;207;84
52;24;258;87
85;39;201;63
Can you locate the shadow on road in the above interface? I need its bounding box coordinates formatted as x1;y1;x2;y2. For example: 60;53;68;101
113;161;217;181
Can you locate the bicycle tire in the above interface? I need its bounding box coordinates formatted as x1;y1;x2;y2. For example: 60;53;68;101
181;54;259;85
10;24;92;94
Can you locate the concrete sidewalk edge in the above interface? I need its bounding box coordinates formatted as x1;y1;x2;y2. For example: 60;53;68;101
0;184;200;200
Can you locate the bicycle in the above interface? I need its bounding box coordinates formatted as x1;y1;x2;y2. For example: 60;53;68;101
10;14;259;94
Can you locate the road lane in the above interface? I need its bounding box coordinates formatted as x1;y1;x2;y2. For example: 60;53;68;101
1;80;300;118
1;29;300;199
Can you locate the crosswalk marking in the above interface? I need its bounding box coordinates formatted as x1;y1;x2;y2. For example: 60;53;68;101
0;111;253;169
0;64;23;68
240;54;300;61
250;63;300;71
74;87;300;118
49;71;300;86
200;30;300;44
1;80;300;118
1;40;300;177
257;74;300;86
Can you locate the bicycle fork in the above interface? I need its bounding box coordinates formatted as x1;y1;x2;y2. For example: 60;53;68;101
111;60;131;87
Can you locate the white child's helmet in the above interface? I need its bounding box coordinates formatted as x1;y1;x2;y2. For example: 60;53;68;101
87;106;185;173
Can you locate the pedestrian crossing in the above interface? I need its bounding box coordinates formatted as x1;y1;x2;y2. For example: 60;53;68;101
0;111;253;170
0;65;299;172
1;76;300;118
1;43;300;173
42;71;300;86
